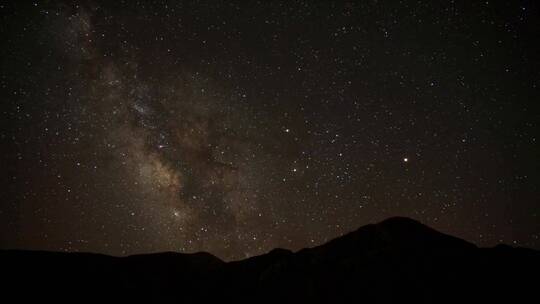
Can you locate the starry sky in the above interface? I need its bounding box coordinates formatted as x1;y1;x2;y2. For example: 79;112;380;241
1;1;539;260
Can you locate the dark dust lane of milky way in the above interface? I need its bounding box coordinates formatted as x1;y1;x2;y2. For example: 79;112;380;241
1;1;539;260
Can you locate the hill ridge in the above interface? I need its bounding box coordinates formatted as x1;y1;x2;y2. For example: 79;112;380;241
1;217;538;303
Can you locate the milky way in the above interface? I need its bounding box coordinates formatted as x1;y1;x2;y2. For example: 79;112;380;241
46;3;277;258
1;1;539;260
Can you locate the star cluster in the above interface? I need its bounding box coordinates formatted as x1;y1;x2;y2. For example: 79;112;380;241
1;1;539;260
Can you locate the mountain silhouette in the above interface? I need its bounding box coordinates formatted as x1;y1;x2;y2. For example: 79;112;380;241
2;217;538;303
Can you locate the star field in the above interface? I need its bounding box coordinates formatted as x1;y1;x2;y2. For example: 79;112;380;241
1;1;539;260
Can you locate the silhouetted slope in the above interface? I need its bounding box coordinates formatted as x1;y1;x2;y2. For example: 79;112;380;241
2;217;539;303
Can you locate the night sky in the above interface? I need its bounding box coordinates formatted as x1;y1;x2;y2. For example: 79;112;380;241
1;1;539;261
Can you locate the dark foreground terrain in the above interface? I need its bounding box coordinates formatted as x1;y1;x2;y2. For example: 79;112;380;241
2;217;539;303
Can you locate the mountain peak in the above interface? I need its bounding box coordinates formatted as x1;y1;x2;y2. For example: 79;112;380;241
307;216;476;261
372;216;477;250
378;216;424;227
